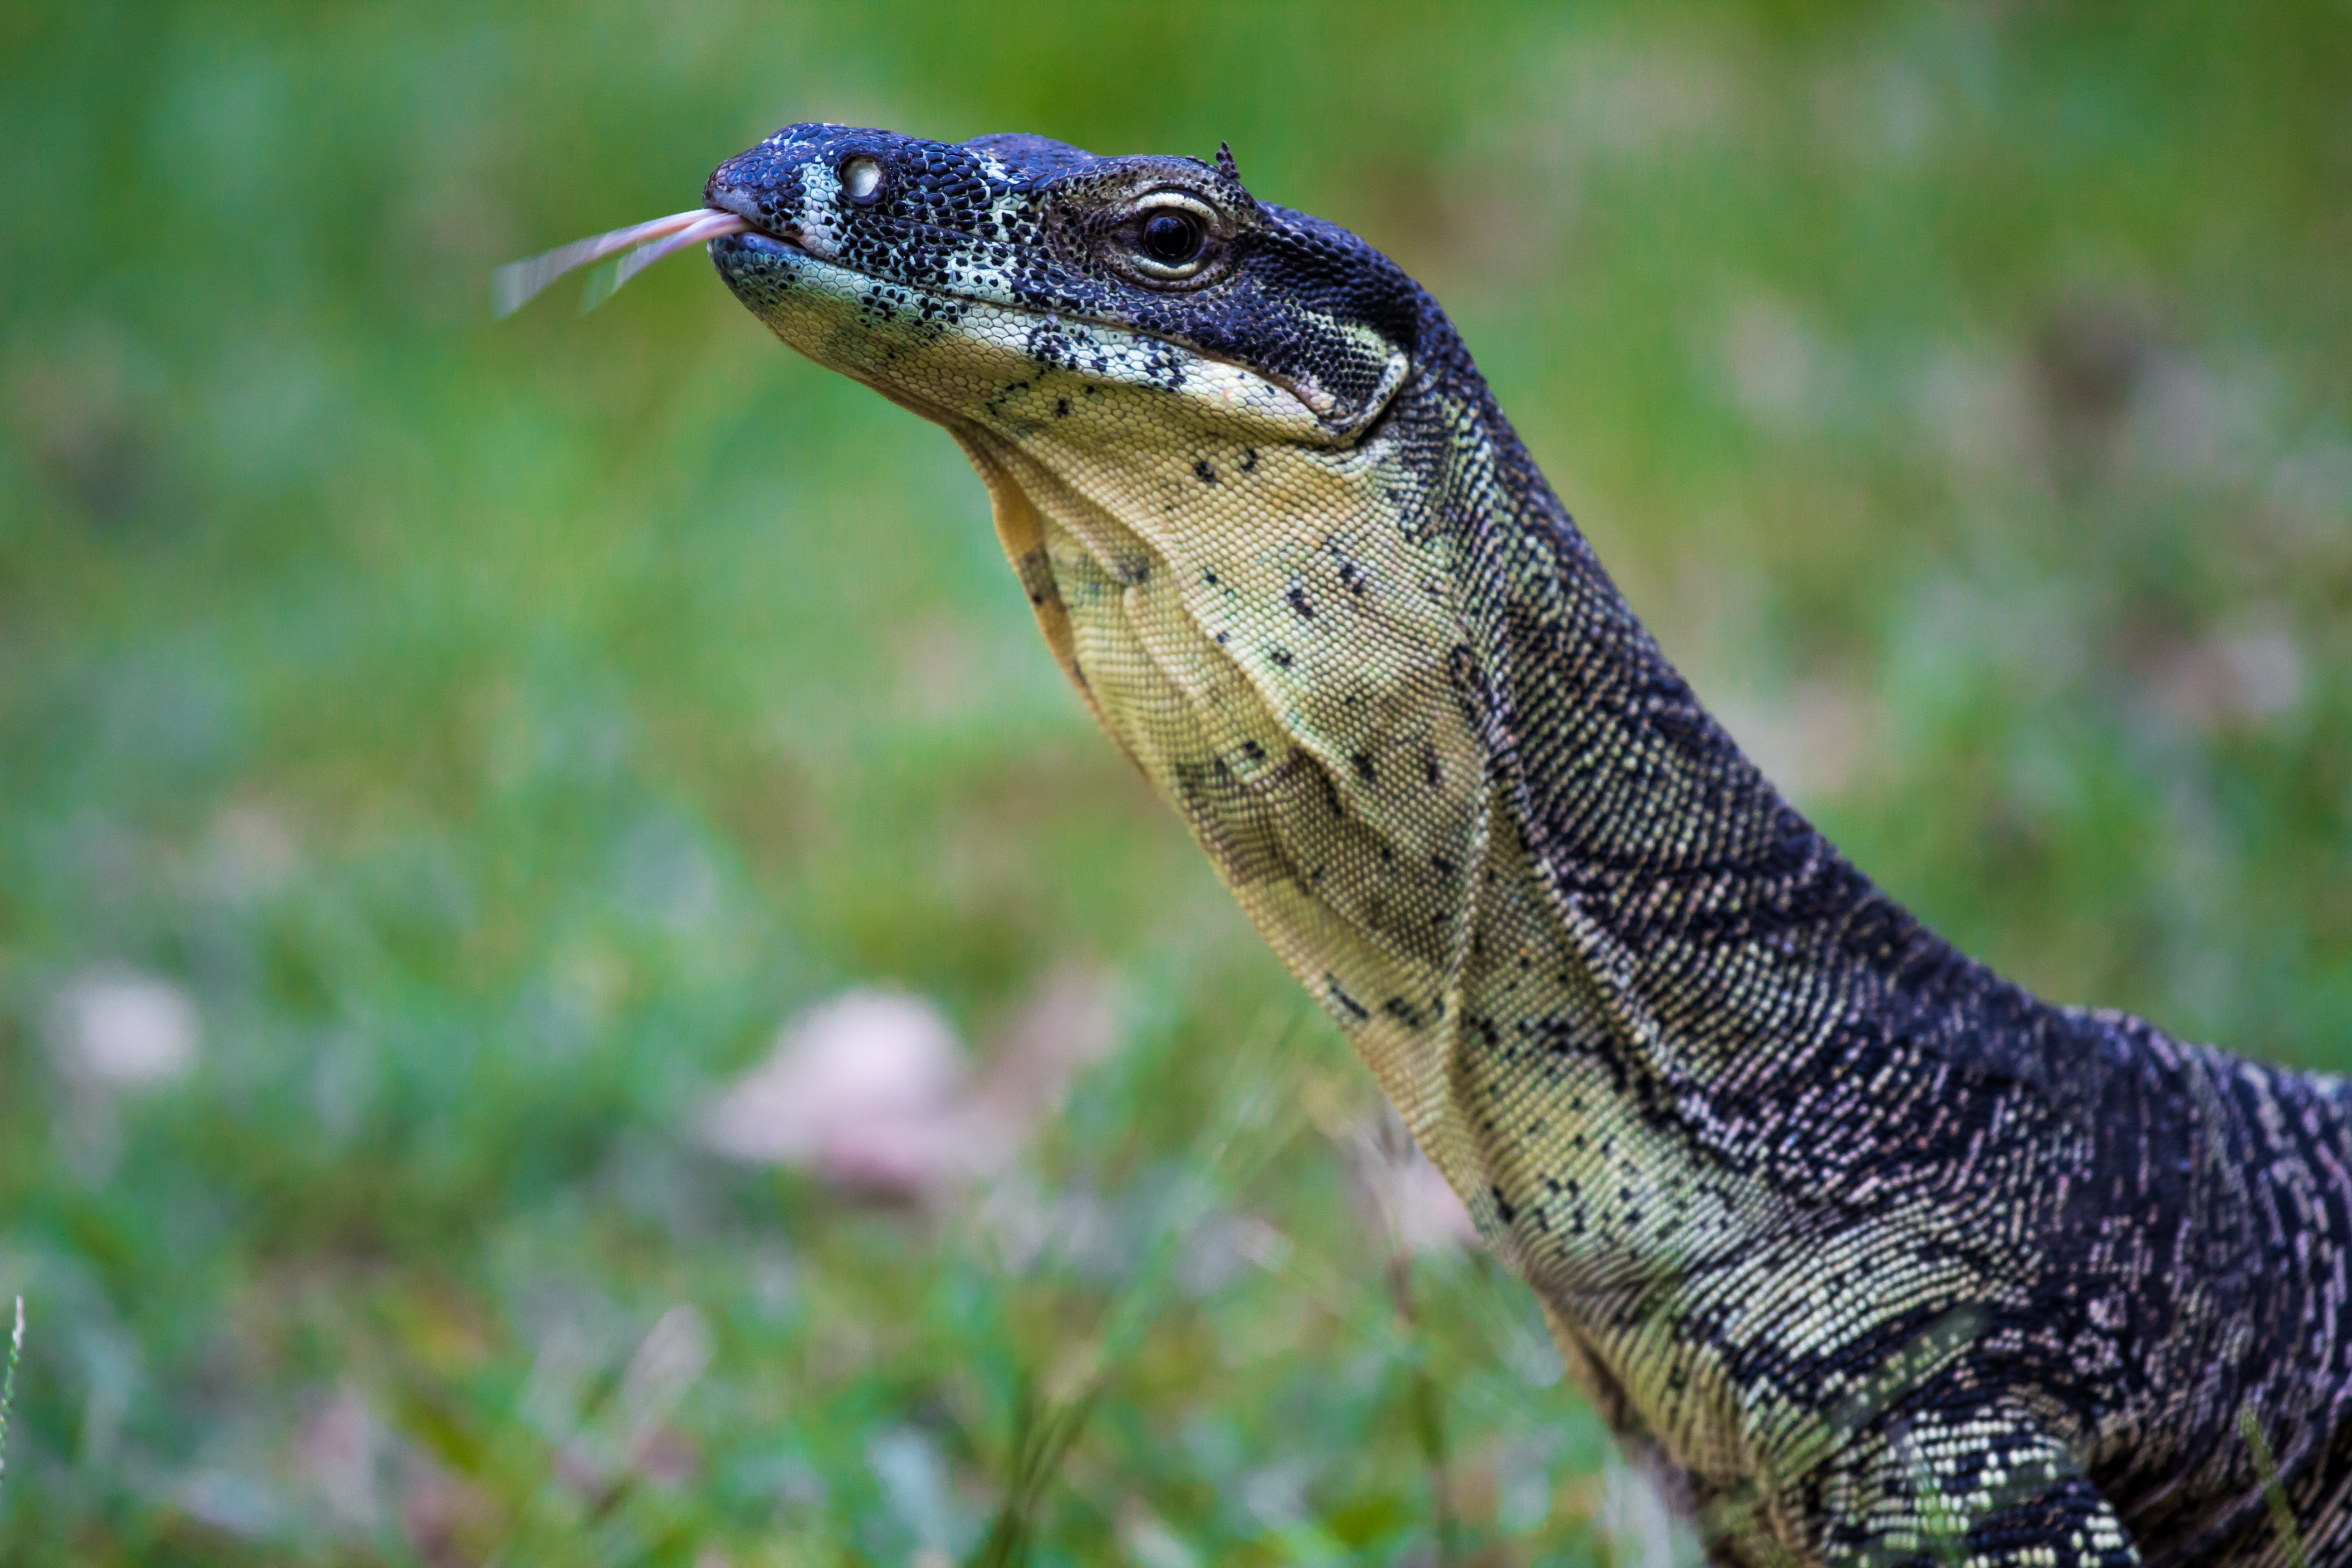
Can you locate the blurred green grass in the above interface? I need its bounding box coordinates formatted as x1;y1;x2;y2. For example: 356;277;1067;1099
2;1;2348;1562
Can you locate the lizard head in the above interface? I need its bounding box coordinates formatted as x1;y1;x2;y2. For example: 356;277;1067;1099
700;123;1419;443
698;124;1518;1204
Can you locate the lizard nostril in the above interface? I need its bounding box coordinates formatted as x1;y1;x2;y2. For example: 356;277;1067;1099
839;155;885;206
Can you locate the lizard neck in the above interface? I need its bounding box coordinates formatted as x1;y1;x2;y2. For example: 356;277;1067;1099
1421;313;1972;1058
954;287;1998;1267
1387;315;2021;1270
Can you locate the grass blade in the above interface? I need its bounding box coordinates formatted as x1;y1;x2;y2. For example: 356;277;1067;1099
0;1297;22;1494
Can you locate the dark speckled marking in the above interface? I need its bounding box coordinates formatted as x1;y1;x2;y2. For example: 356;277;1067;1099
1327;975;1370;1022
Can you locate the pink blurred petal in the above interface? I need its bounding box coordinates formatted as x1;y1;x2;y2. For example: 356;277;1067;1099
701;973;1123;1200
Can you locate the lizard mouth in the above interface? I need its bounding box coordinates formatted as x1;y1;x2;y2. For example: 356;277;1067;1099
495;201;1384;439
491;207;759;317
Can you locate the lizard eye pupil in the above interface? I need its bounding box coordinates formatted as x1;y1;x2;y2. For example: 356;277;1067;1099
1141;211;1202;265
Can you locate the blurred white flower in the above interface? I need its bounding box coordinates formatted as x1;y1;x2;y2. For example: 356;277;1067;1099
48;966;200;1088
701;990;968;1189
701;971;1121;1198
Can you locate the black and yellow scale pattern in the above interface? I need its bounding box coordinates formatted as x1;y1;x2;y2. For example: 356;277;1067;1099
693;122;2352;1566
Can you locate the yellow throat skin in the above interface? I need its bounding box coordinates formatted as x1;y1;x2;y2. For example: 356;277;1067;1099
735;236;1511;1230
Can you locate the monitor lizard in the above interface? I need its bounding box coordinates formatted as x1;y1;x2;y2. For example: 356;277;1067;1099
560;122;2352;1566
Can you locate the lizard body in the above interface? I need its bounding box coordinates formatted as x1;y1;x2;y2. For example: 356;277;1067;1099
687;123;2352;1566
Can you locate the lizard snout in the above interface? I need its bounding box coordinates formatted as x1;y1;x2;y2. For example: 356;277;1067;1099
701;148;813;248
701;123;941;261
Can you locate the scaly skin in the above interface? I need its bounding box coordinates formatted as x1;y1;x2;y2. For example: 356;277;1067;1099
690;122;2352;1566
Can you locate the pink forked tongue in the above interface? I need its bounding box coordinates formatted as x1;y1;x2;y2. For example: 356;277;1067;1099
491;207;754;318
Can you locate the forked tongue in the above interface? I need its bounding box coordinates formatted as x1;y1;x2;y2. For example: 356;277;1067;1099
492;207;751;317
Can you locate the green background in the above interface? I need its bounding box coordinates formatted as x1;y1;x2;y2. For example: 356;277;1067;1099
3;2;2347;1562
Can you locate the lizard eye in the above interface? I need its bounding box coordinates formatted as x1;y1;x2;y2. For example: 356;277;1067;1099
838;155;885;205
1112;192;1225;285
1142;211;1201;265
